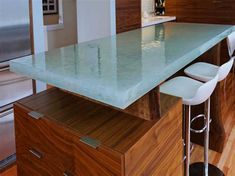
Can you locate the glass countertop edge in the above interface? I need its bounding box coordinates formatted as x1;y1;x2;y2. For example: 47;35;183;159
9;61;131;109
9;25;235;110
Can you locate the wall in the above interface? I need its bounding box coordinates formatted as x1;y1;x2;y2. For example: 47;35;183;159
46;0;77;50
166;0;235;25
76;0;116;43
142;0;154;14
43;14;59;25
31;0;47;92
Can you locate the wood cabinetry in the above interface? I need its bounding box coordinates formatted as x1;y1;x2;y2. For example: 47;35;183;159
116;0;141;33
15;88;183;176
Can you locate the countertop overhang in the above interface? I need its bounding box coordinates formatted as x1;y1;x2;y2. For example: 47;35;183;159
10;23;235;109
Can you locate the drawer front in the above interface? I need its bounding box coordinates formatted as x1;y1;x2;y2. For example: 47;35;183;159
14;104;122;176
16;141;75;176
14;104;75;176
17;144;70;176
74;140;122;176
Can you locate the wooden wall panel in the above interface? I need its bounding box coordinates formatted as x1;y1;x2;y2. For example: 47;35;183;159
116;0;141;33
166;0;235;25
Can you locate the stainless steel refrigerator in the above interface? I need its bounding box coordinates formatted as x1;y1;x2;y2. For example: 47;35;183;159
0;0;33;170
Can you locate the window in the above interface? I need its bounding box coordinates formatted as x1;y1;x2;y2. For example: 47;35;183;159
42;0;58;15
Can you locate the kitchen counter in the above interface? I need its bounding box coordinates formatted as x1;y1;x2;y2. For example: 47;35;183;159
142;16;176;27
10;23;234;110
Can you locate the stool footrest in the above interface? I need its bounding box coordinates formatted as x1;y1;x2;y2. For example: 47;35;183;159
190;114;212;133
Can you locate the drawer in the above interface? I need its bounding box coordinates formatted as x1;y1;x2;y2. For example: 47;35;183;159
73;139;122;176
14;104;75;175
17;143;74;176
14;103;122;176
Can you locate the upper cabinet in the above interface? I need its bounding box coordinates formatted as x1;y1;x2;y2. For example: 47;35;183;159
116;0;141;33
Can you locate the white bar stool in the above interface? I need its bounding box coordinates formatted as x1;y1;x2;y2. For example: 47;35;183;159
183;41;234;176
160;74;219;176
227;32;235;58
227;32;235;74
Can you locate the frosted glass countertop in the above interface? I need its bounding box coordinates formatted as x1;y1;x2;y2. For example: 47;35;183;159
10;23;235;109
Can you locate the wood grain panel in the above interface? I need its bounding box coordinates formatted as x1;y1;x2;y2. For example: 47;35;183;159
14;103;122;176
123;87;161;120
14;105;76;175
14;88;183;175
166;0;235;25
124;98;183;175
116;0;141;33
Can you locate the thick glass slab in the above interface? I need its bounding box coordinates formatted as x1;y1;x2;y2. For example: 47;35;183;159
10;23;235;109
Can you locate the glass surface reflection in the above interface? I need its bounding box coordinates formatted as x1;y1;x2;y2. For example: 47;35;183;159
10;23;234;109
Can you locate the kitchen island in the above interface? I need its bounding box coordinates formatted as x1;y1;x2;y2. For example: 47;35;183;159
10;23;234;175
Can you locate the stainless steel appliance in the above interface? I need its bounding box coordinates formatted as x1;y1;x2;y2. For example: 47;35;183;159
0;0;33;170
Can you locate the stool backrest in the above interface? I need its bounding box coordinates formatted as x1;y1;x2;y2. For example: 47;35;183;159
186;74;219;106
218;58;234;81
227;32;235;57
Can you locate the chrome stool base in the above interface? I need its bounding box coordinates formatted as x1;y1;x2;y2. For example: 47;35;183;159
190;162;224;176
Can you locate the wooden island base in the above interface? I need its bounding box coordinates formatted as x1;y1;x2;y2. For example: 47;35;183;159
14;88;183;176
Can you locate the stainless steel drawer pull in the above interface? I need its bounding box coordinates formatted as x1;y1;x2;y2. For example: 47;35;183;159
29;149;43;159
28;111;44;119
80;137;101;149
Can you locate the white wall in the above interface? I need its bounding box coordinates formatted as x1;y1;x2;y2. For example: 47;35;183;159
76;0;116;43
45;0;78;50
31;0;47;92
142;0;155;14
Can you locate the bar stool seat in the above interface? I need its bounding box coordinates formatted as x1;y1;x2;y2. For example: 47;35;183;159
184;62;219;82
160;76;203;105
184;58;234;82
184;31;235;83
